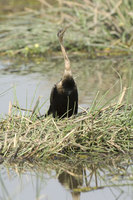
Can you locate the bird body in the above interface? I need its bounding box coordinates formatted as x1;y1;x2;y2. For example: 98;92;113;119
48;76;78;118
46;26;78;118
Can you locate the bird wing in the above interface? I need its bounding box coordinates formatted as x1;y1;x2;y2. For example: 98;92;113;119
50;84;57;104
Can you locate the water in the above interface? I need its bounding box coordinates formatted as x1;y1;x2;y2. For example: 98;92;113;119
1;155;133;200
0;66;52;115
1;57;132;115
0;58;97;115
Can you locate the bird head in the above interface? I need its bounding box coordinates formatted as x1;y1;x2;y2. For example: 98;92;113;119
57;25;71;42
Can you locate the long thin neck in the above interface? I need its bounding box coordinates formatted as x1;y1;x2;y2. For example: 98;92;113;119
59;38;72;77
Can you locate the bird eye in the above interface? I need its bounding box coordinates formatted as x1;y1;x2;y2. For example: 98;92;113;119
57;29;62;37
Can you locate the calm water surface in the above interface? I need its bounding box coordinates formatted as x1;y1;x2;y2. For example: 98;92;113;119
1;155;133;200
1;56;132;115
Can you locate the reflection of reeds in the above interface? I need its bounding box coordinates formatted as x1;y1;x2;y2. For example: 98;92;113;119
0;0;133;56
0;153;133;200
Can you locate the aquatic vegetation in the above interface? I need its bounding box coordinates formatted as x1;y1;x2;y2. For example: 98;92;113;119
0;0;133;57
0;101;133;161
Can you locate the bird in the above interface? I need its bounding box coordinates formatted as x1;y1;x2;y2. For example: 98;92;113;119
46;26;78;118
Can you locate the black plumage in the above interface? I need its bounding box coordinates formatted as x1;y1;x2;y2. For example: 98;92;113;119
46;26;78;118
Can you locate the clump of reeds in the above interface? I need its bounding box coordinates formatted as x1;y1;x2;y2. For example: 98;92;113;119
0;100;133;161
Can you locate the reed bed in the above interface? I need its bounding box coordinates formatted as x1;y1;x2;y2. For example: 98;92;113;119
0;102;133;162
0;0;133;57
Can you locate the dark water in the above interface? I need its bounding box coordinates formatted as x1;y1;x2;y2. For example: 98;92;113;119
0;56;133;200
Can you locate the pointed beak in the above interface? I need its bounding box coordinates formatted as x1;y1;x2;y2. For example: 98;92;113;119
57;25;71;39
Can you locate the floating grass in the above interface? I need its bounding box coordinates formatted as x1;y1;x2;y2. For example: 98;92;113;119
0;102;133;161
